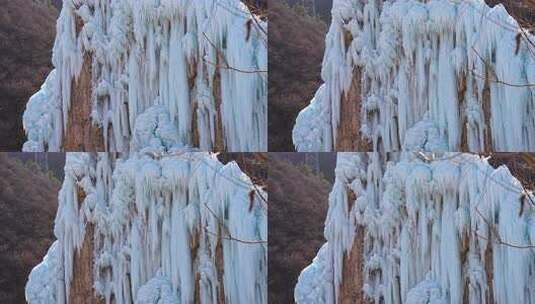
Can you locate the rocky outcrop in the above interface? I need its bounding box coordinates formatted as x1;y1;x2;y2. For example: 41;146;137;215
338;225;368;304
335;69;371;152
64;51;105;151
68;223;105;304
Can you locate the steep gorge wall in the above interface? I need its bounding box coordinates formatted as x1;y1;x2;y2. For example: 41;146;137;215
335;68;371;152
68;222;105;304
295;153;535;304
26;152;267;304
23;0;267;152
293;0;535;152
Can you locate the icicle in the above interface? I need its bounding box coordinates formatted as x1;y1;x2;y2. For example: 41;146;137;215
296;153;535;304
23;0;267;152
294;0;535;152
27;152;267;304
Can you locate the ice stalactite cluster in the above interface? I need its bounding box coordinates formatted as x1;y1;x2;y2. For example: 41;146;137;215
23;0;267;152
26;152;267;304
295;152;535;304
293;0;535;152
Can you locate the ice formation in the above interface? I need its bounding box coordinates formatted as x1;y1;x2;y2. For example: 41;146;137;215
26;241;60;303
26;152;267;304
23;0;267;152
295;152;535;304
293;0;535;152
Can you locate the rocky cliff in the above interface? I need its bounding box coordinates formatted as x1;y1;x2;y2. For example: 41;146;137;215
26;152;267;304
293;0;535;152
295;152;535;304
23;0;267;152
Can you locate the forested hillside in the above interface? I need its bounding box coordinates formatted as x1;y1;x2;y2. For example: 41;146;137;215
268;154;334;303
0;153;63;302
269;0;329;151
0;0;58;150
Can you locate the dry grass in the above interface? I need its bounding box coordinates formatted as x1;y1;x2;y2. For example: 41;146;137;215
488;153;535;190
217;153;268;186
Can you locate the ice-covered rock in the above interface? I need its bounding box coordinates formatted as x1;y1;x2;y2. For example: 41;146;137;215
26;152;267;304
294;0;535;152
23;0;267;152
296;152;535;304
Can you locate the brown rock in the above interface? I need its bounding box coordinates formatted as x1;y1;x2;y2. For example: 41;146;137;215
213;66;226;151
338;225;370;304
63;15;105;151
69;186;105;304
335;69;371;151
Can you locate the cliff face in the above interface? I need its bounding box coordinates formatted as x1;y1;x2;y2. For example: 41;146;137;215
335;68;371;152
293;0;535;152
295;153;535;304
68;222;105;304
63;48;105;151
23;0;267;152
26;152;267;304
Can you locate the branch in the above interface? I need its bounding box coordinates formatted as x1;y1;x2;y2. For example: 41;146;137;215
203;203;267;244
202;32;267;74
470;47;535;87
204;228;267;244
204;58;268;74
246;5;267;37
474;193;535;249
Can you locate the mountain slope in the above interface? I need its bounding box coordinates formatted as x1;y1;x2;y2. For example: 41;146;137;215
0;153;62;302
268;155;332;303
268;0;328;151
0;0;58;150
